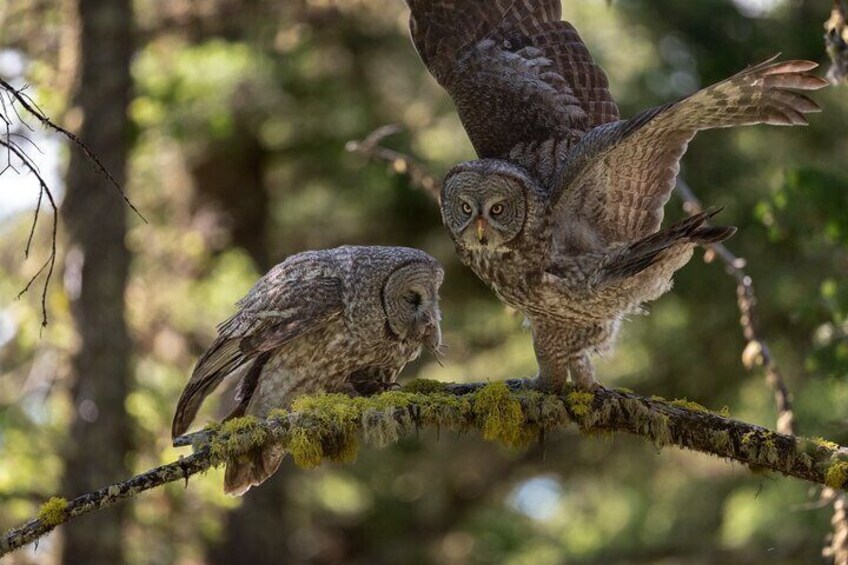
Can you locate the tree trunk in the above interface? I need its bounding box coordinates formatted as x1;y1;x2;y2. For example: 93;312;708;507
60;0;133;563
209;474;297;564
204;155;293;562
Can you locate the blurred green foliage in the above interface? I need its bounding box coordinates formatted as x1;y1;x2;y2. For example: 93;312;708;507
1;0;848;563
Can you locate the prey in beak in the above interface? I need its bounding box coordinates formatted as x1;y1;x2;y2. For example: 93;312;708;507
422;313;445;365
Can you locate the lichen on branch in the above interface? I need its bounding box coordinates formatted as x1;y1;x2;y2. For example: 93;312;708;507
3;380;848;558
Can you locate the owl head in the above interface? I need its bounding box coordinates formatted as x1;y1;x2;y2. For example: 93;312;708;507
344;247;443;356
441;159;543;253
381;252;444;355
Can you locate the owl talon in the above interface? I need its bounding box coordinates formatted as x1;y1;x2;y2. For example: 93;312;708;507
530;371;569;394
568;355;598;390
575;381;605;393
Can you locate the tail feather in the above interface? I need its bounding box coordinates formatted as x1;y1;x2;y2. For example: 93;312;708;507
172;338;245;439
172;372;228;439
224;444;285;496
690;224;737;245
604;209;736;280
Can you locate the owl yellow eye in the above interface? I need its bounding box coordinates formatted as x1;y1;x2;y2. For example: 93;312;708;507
461;202;473;215
490;203;505;216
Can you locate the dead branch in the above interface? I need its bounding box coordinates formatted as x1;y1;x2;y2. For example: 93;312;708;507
676;178;795;435
346;124;442;203
2;381;848;558
676;179;848;565
0;137;57;328
0;78;145;326
0;78;144;221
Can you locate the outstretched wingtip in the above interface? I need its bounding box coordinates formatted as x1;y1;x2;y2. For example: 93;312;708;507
744;57;829;89
764;62;829;87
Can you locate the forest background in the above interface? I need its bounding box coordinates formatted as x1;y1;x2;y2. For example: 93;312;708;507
1;0;848;563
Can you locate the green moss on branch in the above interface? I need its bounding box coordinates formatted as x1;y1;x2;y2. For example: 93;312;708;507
3;379;848;559
36;497;68;528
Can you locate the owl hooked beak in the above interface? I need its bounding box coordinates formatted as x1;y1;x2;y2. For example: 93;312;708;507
422;310;444;362
475;217;488;243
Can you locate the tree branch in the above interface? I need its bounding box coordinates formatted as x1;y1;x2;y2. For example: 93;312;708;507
0;79;146;327
676;179;848;564
0;137;57;328
676;178;795;436
3;381;848;557
0;78;145;221
346;124;442;202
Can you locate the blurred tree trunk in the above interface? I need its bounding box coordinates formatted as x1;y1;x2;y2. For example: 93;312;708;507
191;127;270;269
209;475;296;564
203;149;293;561
60;0;133;563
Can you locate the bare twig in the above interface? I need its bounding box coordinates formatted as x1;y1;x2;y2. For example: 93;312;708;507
0;78;146;222
0;78;146;326
2;381;848;557
0;139;57;328
346;124;442;203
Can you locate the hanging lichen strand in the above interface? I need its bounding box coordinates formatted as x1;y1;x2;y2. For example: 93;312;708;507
3;380;848;558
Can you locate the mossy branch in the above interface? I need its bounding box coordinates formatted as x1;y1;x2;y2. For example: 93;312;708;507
3;380;848;557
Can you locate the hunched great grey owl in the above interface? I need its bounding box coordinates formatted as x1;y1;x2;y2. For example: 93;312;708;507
172;246;444;494
406;0;827;390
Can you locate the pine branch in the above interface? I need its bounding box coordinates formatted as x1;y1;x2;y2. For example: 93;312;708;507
3;381;848;558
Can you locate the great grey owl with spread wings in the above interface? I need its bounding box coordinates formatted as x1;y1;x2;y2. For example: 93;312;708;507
172;246;444;494
406;0;827;390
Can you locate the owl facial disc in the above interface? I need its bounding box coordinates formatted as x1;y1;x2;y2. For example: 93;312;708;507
382;260;443;351
442;161;528;252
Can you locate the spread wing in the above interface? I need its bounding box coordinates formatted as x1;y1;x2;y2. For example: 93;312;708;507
407;0;618;162
551;56;828;251
171;258;344;438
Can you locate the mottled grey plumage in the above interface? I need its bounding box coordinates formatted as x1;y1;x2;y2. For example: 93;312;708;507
407;0;827;389
172;246;444;494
